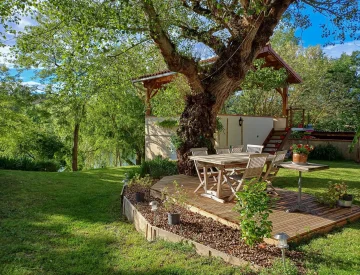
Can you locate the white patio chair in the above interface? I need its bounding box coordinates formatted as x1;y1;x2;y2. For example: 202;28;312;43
231;145;244;153
262;150;287;195
215;147;231;154
246;144;264;153
190;148;218;193
226;153;269;201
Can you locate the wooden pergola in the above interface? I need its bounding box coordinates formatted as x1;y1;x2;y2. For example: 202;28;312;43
132;44;302;116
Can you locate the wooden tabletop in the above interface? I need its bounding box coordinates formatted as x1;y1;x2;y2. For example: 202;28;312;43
189;153;274;165
277;162;329;172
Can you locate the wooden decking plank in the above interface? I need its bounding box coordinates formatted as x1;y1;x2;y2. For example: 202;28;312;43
151;175;360;243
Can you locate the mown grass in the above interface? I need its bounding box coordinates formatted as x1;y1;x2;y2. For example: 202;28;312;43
0;168;250;275
1;161;359;274
274;160;360;274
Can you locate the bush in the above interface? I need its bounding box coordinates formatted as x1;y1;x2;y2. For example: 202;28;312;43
0;157;61;172
309;144;343;161
139;155;178;179
259;258;298;275
234;181;273;247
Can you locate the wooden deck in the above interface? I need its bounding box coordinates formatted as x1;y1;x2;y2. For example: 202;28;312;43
151;175;360;244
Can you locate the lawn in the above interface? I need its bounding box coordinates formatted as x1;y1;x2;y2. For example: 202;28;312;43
0;161;359;275
0;168;249;275
274;160;360;275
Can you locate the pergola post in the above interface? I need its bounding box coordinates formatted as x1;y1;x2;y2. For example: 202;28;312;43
275;86;289;117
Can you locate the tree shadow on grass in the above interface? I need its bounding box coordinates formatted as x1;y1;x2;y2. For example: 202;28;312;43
0;217;242;275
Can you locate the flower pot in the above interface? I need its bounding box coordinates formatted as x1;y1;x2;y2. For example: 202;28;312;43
338;194;353;207
292;153;308;164
168;213;180;225
135;192;145;203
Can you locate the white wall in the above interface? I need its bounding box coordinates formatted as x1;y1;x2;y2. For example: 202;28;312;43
145;115;280;160
145;117;177;161
216;115;274;148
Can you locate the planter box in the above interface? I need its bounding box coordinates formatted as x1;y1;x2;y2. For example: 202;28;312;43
122;196;259;270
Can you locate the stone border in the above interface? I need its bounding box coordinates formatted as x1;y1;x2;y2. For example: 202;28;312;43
122;195;260;270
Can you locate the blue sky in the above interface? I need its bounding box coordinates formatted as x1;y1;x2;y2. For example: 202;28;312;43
1;8;359;86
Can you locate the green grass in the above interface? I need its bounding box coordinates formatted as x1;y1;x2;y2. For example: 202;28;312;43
1;161;359;274
0;168;250;275
274;160;360;204
274;160;360;274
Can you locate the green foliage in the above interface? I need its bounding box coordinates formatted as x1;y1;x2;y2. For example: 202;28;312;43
310;144;343;161
259;258;298;275
128;173;153;188
216;117;224;133
151;76;188;117
234;181;273;247
170;134;184;150
161;181;188;213
0;157;61;172
139;155;178;179
316;181;348;208
289;131;304;139
224;58;288;116
157;119;179;129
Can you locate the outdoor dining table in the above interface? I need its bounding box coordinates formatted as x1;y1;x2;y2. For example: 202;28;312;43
189;152;274;203
277;162;329;213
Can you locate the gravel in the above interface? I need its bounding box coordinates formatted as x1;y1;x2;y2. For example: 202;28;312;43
124;186;304;270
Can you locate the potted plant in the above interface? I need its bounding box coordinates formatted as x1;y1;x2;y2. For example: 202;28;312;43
128;174;153;203
316;182;353;208
290;144;314;164
161;181;188;225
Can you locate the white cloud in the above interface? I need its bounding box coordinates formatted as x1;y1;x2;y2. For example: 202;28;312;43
22;81;46;92
323;41;360;58
23;81;42;86
0;45;15;68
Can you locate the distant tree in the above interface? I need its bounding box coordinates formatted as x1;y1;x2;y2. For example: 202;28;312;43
1;0;359;174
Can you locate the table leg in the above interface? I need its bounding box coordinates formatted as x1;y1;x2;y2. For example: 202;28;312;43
287;171;314;214
216;168;223;198
203;166;208;192
298;171;302;205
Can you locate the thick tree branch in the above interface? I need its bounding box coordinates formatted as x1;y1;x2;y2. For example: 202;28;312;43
142;0;204;93
179;25;225;55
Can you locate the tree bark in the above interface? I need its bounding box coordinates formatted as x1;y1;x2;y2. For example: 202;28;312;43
177;92;216;175
72;123;80;172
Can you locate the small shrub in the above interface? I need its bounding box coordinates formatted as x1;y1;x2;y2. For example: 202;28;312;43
0;157;61;172
128;174;153;188
316;181;348;208
310;144;343;161
139;155;178;179
259;258;298;275
157;119;179;129
161;181;188;213
234;181;273;247
290;131;303;139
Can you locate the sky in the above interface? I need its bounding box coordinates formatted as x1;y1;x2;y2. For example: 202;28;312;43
0;7;359;86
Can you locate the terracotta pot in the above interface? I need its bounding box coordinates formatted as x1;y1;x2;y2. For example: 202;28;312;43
293;153;308;164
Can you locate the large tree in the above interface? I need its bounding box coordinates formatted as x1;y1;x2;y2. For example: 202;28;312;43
2;0;359;174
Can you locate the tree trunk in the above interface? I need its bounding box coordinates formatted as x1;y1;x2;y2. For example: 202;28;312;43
72;123;80;172
176;93;216;175
136;151;142;165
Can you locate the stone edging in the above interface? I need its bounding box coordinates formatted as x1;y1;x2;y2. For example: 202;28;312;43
122;196;260;270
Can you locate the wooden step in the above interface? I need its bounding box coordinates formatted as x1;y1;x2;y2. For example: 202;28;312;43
273;131;288;135
263;148;277;152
